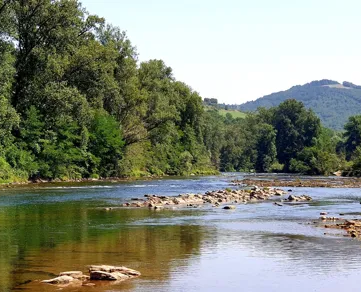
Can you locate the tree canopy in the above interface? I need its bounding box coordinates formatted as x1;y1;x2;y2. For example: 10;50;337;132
0;0;357;182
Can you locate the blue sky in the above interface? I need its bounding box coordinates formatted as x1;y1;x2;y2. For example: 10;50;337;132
81;0;361;104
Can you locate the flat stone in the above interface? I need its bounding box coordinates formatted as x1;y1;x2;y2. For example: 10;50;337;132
88;265;141;277
90;271;129;281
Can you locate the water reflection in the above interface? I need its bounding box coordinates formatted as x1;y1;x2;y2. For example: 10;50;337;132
0;204;207;291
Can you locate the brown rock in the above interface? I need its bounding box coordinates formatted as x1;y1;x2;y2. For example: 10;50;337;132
275;190;284;196
42;275;75;284
88;265;141;277
90;271;128;281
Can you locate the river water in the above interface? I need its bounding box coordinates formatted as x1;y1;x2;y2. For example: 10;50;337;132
1;173;361;291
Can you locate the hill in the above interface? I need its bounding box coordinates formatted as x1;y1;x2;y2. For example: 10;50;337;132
205;107;246;119
240;80;361;130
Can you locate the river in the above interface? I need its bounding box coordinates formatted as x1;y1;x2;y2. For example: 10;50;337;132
1;173;361;291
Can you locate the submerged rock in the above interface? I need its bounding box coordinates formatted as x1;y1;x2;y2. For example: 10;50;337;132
42;275;75;284
286;195;312;202
42;265;141;286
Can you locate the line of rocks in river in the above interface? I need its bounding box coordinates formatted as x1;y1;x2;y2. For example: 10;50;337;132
42;265;141;287
315;216;361;238
118;187;298;209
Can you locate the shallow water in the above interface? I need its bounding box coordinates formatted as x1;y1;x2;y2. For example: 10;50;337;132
1;174;361;291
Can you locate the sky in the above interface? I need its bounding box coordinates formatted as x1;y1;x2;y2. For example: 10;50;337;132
81;0;361;104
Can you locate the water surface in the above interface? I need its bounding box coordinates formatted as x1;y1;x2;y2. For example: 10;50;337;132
1;174;361;292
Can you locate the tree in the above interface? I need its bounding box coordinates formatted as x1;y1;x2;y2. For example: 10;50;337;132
255;123;277;172
88;110;125;177
271;99;321;171
344;115;361;160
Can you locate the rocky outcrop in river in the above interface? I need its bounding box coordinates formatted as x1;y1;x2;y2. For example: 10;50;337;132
42;265;141;287
120;187;288;209
316;218;361;238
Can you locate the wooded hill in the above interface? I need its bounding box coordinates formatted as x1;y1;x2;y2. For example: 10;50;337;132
240;80;361;130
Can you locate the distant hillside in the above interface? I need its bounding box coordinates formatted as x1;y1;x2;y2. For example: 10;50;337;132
217;108;246;119
204;105;246;119
240;80;361;130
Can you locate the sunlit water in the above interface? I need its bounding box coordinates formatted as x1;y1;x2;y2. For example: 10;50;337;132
1;174;361;291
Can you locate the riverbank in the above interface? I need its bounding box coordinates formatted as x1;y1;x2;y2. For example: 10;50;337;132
0;171;220;191
232;177;361;188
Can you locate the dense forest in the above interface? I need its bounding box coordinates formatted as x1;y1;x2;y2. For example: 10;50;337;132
0;0;361;183
240;79;361;130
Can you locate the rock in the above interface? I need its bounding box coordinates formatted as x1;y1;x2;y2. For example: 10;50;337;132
288;195;297;201
88;265;141;277
345;220;357;226
287;194;312;202
251;186;260;191
42;265;140;286
300;195;312;201
333;170;342;177
90;271;129;281
153;205;163;210
121;186;288;209
274;190;284;196
320;216;327;220
42;275;75;284
223;205;236;210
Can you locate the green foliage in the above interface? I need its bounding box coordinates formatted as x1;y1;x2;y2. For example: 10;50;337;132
270;161;284;172
342;116;361;176
0;0;350;182
272;99;321;171
88;110;125;177
254;123;277;172
344;115;361;160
